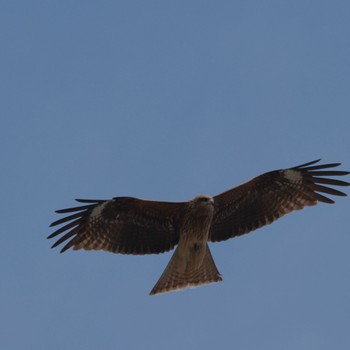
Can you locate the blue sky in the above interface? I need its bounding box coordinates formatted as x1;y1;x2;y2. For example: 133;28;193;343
1;1;350;349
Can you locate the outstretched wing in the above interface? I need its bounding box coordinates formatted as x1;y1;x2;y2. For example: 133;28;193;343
48;197;186;255
210;160;349;242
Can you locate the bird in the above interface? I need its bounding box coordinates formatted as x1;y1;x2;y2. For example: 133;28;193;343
48;159;349;295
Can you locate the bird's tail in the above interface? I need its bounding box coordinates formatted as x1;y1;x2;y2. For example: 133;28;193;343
149;244;222;295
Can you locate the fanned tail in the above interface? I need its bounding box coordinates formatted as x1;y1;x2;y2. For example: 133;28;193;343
150;244;222;295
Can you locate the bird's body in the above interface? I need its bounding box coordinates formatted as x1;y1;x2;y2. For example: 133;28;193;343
150;195;221;295
48;160;349;295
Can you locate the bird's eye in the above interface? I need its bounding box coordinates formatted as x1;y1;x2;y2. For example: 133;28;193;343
200;197;213;204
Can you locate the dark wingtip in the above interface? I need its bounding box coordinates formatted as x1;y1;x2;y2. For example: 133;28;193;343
47;231;58;239
50;239;73;253
50;241;60;249
75;199;104;203
294;159;321;168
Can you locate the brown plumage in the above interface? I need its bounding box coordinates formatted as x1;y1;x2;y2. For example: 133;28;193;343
48;159;349;295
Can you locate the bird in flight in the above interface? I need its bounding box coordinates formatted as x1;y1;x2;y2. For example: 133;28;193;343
48;159;349;295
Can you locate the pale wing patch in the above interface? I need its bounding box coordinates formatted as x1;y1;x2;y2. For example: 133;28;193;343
283;169;303;183
90;201;109;219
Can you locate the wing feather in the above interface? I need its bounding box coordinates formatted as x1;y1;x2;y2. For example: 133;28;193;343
48;197;185;255
210;160;349;242
49;212;87;227
48;218;84;238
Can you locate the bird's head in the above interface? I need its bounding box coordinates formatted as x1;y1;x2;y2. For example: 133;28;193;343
190;194;215;208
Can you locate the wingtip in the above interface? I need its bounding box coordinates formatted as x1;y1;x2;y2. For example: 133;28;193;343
49;220;60;227
47;232;55;239
55;208;68;214
75;198;104;203
50;241;60;249
293;159;321;169
51;243;69;253
75;198;87;203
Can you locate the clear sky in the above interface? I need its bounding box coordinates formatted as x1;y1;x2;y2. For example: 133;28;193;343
1;1;350;349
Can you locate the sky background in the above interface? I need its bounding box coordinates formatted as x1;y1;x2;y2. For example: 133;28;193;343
1;1;350;349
